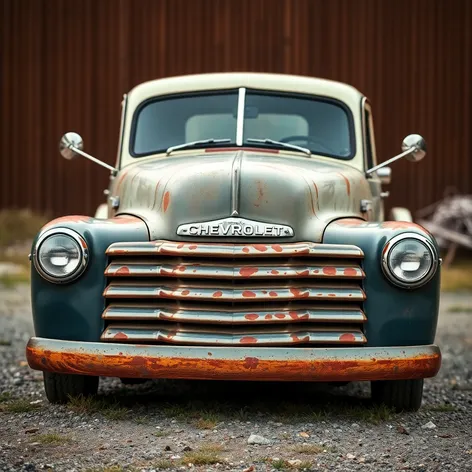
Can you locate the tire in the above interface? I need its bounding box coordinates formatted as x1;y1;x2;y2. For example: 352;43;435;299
43;372;99;404
371;379;424;412
120;378;148;385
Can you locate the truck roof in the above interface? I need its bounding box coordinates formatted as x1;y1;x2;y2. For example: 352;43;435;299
127;72;365;105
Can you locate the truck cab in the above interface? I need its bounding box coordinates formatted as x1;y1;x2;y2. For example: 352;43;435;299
27;73;441;411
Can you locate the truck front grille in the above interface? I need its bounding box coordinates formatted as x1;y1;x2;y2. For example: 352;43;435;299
101;241;367;347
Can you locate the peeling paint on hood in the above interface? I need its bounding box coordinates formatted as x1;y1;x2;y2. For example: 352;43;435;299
114;150;371;242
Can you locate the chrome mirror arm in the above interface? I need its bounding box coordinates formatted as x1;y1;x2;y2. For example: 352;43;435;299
69;145;118;174
366;148;413;175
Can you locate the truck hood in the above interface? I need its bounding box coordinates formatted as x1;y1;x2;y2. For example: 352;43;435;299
114;150;372;242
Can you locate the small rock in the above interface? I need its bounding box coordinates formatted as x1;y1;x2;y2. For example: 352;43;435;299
24;428;39;434
359;457;366;463
346;453;356;460
170;455;181;460
242;466;255;472
397;424;410;435
422;421;437;430
288;459;302;466
247;434;271;445
182;446;192;452
299;432;310;438
164;445;172;451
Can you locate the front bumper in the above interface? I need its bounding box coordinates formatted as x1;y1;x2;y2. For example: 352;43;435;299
26;337;441;382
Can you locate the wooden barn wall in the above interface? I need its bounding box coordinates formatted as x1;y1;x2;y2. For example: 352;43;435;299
1;0;471;218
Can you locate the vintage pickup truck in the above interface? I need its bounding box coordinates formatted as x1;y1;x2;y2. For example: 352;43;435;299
26;73;441;411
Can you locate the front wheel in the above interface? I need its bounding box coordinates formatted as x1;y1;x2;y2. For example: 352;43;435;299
43;372;99;404
371;379;424;412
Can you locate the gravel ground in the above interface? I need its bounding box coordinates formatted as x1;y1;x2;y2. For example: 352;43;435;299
0;284;471;472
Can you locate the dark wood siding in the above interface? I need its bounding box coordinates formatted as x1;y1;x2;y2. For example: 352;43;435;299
2;0;471;217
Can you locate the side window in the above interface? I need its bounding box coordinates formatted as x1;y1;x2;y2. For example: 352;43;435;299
364;108;375;169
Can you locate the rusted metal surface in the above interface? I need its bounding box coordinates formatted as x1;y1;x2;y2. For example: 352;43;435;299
105;260;365;279
106;241;364;258
102;303;367;324
103;282;366;302
26;337;442;382
2;0;471;217
101;323;367;346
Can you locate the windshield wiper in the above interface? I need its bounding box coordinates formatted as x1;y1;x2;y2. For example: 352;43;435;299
247;138;311;156
166;138;231;155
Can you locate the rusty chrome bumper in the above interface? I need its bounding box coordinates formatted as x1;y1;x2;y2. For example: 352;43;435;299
26;337;441;382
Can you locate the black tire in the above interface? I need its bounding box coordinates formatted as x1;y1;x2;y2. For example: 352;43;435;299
43;372;99;404
371;379;424;412
120;378;148;385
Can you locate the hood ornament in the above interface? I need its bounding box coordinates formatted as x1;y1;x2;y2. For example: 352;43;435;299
177;217;294;237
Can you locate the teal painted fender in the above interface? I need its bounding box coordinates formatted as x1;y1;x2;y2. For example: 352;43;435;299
30;215;149;342
323;218;440;347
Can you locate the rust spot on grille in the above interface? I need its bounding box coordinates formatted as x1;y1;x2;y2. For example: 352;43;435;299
290;288;309;298
323;267;337;276
328;293;336;297
265;314;273;320
189;245;198;250
271;269;279;275
275;313;285;319
114;332;128;340
240;336;258;344
243;357;260;369
339;333;356;342
272;244;283;252
245;314;259;321
269;291;278;297
240;267;258;277
115;267;130;275
181;290;190;296
291;334;310;343
163;191;171;212
242;247;250;253
253;244;267;252
177;243;185;249
213;291;223;298
177;265;186;272
297;269;310;277
344;268;358;277
242;290;257;298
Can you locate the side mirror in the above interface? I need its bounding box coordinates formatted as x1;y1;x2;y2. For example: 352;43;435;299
376;167;391;184
58;131;117;173
59;132;84;160
366;133;427;176
402;134;426;162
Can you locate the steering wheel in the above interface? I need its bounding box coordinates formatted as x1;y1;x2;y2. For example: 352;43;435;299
280;135;336;155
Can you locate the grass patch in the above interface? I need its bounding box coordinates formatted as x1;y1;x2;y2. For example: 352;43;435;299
268;458;313;470
441;261;472;292
292;444;324;455
153;459;173;469
181;443;223;466
0;339;12;346
0;209;47;249
0;398;42;413
426;404;456;412
0;392;12;403
68;395;130;420
84;467;138;472
447;305;472;314
153;430;168;438
0;272;31;287
32;433;72;445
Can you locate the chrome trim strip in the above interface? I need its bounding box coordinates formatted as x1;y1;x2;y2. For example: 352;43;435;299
236;87;246;146
230;151;243;216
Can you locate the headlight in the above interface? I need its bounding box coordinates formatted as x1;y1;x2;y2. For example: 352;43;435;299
33;228;88;283
382;233;438;289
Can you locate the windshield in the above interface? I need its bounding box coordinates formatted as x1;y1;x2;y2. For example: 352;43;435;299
131;89;354;159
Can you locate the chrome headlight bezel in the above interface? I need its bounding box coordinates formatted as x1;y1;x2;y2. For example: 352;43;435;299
381;232;439;289
33;228;89;284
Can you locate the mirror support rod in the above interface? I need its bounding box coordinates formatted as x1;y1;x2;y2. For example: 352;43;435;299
366;147;414;176
68;145;118;174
